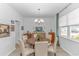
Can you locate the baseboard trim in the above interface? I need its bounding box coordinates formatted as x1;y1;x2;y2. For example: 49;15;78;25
7;48;16;56
60;46;73;56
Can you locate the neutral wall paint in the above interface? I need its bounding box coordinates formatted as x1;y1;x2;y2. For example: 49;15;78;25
50;16;56;33
0;3;22;56
59;4;79;56
23;17;56;34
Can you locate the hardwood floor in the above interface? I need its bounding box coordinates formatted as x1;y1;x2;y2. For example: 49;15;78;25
9;46;70;56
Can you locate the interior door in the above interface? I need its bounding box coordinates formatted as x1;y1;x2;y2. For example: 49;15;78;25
15;20;20;44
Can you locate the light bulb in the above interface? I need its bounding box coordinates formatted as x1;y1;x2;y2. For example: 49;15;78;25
38;20;41;23
34;19;38;22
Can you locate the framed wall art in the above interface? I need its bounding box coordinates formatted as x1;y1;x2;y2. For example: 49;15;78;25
0;24;10;38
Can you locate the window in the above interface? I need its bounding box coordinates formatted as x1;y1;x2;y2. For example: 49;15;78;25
70;25;79;40
60;27;68;38
60;25;79;41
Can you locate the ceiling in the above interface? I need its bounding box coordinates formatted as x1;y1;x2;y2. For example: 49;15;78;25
8;3;69;17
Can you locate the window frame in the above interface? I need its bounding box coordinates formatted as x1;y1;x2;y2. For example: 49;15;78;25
59;24;79;42
59;26;69;38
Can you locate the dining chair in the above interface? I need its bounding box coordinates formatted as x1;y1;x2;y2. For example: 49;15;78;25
48;43;56;56
19;40;35;56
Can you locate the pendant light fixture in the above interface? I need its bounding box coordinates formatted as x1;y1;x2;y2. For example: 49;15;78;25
34;8;44;23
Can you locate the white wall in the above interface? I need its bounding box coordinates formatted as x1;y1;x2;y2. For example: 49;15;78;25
50;16;56;33
23;17;56;34
0;3;23;56
59;3;79;56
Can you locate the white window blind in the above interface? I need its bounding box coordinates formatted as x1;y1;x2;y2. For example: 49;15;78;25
68;8;79;25
59;15;68;26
